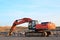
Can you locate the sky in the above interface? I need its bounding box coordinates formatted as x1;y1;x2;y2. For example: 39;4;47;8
0;0;60;26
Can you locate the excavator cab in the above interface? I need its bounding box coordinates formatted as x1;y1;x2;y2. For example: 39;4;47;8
28;20;38;30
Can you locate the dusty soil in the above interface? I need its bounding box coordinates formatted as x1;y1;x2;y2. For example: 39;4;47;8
0;26;60;37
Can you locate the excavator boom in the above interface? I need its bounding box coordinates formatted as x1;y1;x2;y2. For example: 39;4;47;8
8;18;32;36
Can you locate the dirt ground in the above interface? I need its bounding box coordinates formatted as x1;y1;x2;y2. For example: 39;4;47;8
0;26;60;40
0;26;60;37
0;37;59;40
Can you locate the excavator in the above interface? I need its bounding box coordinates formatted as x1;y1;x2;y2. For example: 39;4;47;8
8;18;56;37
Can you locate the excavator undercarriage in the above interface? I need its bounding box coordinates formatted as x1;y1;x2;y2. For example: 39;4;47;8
25;30;52;37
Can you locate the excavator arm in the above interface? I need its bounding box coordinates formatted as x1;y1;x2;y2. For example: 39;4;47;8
8;18;32;36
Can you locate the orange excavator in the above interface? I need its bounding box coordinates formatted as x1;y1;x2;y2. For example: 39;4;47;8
8;18;56;37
